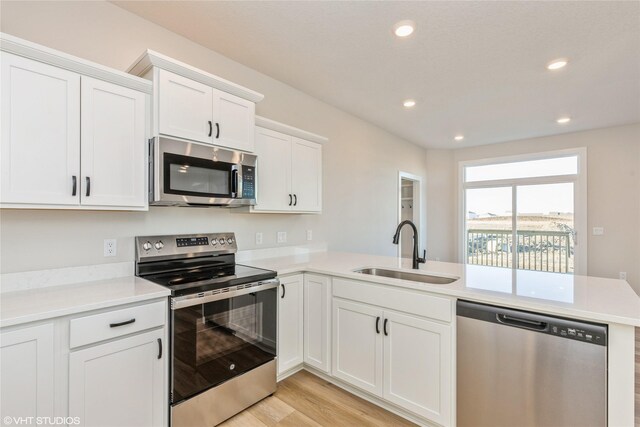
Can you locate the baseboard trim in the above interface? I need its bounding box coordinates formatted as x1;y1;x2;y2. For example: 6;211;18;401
276;364;305;382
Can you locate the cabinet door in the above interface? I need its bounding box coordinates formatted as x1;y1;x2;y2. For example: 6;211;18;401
0;324;54;420
158;69;213;144
212;89;255;152
332;299;383;396
303;274;331;373
253;127;292;211
383;311;451;426
1;52;80;205
291;137;322;212
80;77;147;208
277;274;304;375
69;329;165;427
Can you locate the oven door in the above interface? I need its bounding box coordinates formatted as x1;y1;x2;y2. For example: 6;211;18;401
170;280;278;404
151;137;256;206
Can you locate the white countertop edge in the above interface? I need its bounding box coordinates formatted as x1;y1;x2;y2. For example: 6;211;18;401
247;256;640;327
0;290;169;329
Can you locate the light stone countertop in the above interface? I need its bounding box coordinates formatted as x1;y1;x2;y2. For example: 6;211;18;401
0;276;170;328
241;251;640;327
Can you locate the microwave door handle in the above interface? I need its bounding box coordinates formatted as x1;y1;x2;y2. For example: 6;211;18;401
231;169;239;197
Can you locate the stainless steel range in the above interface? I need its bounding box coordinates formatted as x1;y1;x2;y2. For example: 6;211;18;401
135;233;278;427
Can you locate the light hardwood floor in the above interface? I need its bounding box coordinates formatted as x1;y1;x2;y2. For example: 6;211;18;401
219;370;417;427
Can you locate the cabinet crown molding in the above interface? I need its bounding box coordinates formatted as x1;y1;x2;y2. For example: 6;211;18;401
127;49;264;103
255;116;328;144
0;33;152;94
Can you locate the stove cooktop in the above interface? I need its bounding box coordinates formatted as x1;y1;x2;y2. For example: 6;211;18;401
143;263;277;297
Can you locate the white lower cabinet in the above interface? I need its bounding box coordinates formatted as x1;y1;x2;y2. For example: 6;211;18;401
303;274;331;372
277;274;304;376
332;299;383;395
69;328;165;427
332;291;452;426
0;323;55;421
383;311;451;425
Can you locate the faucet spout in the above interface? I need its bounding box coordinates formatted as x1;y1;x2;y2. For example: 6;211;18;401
392;220;426;269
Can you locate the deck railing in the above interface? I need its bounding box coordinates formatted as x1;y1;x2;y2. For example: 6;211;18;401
467;229;573;273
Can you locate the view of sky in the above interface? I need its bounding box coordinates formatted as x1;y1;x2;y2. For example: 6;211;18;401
466;183;574;216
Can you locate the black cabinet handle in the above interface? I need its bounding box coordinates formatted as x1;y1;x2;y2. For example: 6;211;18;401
375;316;381;334
281;284;286;299
109;318;135;328
289;194;292;206
72;175;77;196
157;338;162;359
383;319;389;336
208;121;213;137
293;194;297;206
215;123;220;139
85;177;91;197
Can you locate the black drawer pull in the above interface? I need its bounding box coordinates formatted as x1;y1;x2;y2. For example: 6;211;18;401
383;318;389;336
281;284;286;299
215;122;220;139
157;338;162;359
375;316;381;334
109;318;136;328
208;120;213;137
72;175;77;196
85;176;91;197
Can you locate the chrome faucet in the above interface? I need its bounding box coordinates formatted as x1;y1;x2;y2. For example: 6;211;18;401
392;220;426;269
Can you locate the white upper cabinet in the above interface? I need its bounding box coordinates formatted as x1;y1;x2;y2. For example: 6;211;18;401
0;33;151;210
254;126;292;211
213;88;256;152
291;137;322;212
128;50;263;153
1;52;81;206
81;77;147;208
252;117;326;213
158;69;213;144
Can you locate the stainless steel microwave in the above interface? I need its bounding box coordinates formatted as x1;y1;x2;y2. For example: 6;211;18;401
149;137;256;207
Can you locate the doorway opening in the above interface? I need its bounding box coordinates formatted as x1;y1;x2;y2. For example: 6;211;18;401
397;172;424;259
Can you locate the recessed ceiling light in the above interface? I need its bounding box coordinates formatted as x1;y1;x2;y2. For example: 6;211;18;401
556;117;571;124
454;135;464;141
403;99;416;108
393;20;415;37
547;59;568;70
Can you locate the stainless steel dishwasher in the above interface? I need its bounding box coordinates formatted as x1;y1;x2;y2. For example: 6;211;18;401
457;300;607;427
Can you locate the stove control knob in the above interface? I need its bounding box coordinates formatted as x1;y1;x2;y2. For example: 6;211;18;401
219;239;226;246
142;241;152;251
154;241;164;250
211;238;218;245
227;237;234;245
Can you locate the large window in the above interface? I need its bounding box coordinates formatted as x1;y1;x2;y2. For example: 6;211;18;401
460;150;586;274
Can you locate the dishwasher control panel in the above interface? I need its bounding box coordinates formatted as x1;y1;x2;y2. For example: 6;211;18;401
549;324;606;344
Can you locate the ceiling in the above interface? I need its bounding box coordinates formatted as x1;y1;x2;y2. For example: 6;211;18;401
113;1;640;149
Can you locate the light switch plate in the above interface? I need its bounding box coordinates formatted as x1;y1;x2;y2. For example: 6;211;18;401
592;227;604;236
306;230;313;241
255;232;263;245
277;231;287;244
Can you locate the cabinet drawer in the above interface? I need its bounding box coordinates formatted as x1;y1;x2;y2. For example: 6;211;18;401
70;301;165;348
333;278;452;323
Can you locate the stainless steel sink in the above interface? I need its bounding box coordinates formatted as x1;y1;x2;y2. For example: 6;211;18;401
354;267;458;285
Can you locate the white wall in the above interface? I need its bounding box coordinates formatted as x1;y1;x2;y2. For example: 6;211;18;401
427;123;640;294
0;1;428;273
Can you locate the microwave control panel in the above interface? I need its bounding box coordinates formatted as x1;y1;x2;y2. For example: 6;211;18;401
242;166;255;199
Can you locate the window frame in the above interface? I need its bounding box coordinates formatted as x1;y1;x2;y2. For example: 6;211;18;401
458;148;588;275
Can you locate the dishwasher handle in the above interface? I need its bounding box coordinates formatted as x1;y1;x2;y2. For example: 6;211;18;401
497;313;548;331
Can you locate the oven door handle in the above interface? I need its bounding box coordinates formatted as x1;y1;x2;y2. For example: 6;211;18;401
171;279;279;310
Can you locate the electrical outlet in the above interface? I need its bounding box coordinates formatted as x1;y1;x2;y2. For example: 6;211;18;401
255;232;263;245
592;227;604;236
104;239;117;257
619;272;627;280
277;231;287;244
306;230;313;241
